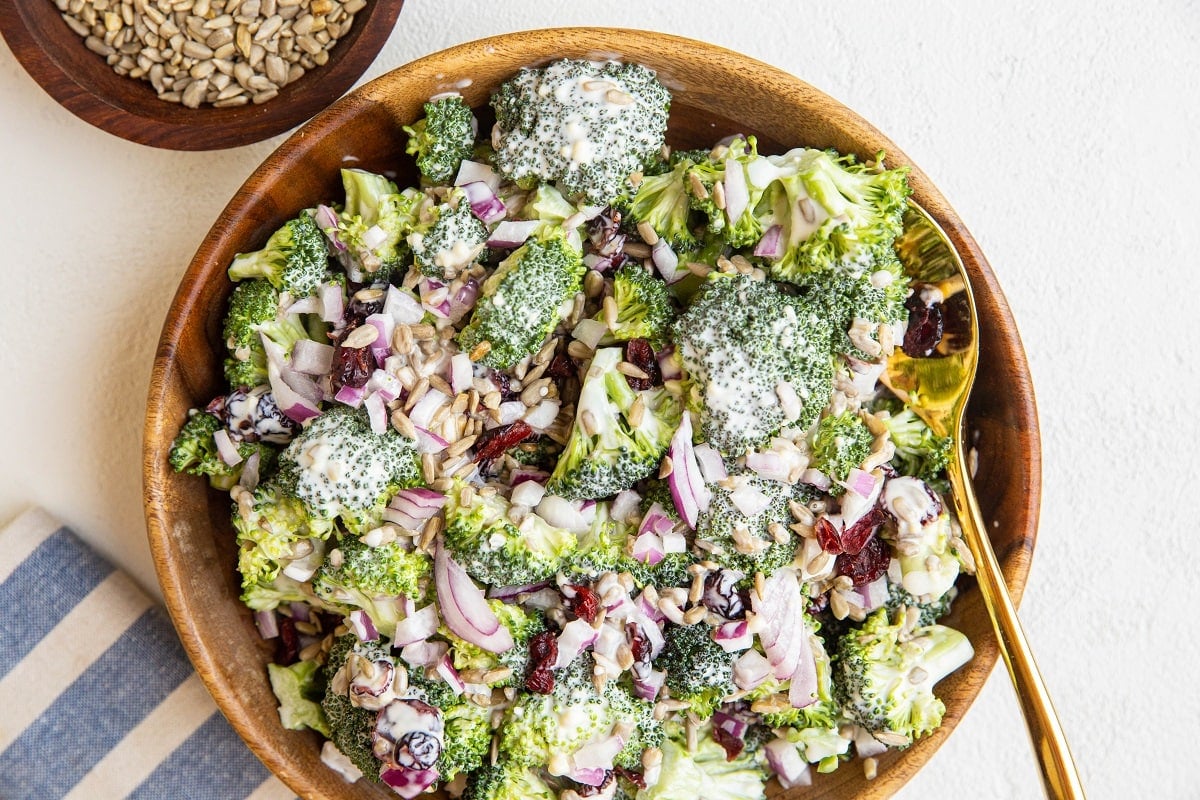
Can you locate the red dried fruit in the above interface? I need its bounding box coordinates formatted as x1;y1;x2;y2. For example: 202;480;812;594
528;630;558;666
623;339;662;390
626;622;653;677
276;615;299;665
614;767;646;790
815;516;842;554
712;722;745;761
545;351;576;380
332;341;373;390
835;536;891;586
903;292;944;357
840;507;887;556
524;666;554;694
473;420;534;465
565;585;599;623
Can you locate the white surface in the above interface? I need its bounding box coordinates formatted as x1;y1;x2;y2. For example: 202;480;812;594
1;2;1196;798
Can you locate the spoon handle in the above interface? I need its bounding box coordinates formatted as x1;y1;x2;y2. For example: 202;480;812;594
949;448;1086;799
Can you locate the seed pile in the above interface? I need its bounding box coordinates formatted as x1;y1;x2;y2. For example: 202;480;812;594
53;0;366;108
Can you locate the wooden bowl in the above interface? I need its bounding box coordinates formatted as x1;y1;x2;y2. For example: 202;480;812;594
0;0;404;150
144;28;1040;799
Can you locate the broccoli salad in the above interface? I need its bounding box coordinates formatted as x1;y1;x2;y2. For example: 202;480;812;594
170;58;975;799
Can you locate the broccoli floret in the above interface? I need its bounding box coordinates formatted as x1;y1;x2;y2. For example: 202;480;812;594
753;149;910;283
879;405;953;483
463;761;556;800
333;169;427;281
886;581;956;627
617;152;698;251
321;635;384;781
798;250;909;362
636;723;766;800
809;410;874;494
595;263;673;347
694;472;803;577
444;601;547;686
606;682;665;770
410;192;489;279
221;279;279;388
241;572;329;612
441;479;577;586
567;500;694;588
457;231;585;369
170;406;281;487
547;347;683;500
403;95;477;185
267;660;330;736
888;511;963;603
507;437;563;471
781;724;853;772
231;481;336;591
655;624;735;719
228;212;329;297
833;607;973;745
672;273;834;456
311;537;431;637
490;59;670;204
276;407;422;533
436;699;493;783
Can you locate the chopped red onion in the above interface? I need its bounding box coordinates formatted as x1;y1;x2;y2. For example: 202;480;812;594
632;668;667;701
334;383;365;409
437;655;466;695
314;205;346;252
569;734;626;785
454;160;500;191
399;640;448;668
254;609;279;639
610;490;641;523
713;709;749;742
800;468;833;491
365;314;394;366
408;389;449;429
363;392;388;434
448;279;479;323
733;648;772;690
522;399;560;432
509;479;546;508
289;602;311;623
651;239;686;283
384;285;424;326
693;444;727;483
412;426;448;454
729;484;771;517
570;318;609;350
845;467;878;498
285;295;320;315
764;738;811;789
852;575;890;613
638;503;675;537
213;428;242;467
461;180;507;224
487;219;540;248
319;281;344;323
238;450;261;491
418;277;452;319
449;353;473;395
631;532;665;565
712;620;753;653
361;224;388;251
366;370;402;403
291;339;335;375
722;159;750;225
745;450;789;482
348;609;379;641
660;530;687;554
753;224;784;259
508;467;549;487
535;495;589;533
380;766;439;799
553;618;600;668
392;604;440;646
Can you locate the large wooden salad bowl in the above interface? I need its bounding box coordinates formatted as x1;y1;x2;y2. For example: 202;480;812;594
143;28;1040;799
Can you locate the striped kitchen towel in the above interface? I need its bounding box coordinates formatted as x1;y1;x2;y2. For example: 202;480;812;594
0;508;298;800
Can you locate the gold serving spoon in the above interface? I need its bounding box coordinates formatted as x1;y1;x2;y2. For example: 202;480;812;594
882;203;1085;799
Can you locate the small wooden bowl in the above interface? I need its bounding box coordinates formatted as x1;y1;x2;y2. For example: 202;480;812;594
144;28;1041;799
0;0;404;150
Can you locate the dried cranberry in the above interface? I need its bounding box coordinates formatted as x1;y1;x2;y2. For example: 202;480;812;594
903;292;944;357
473;420;535;466
565;585;600;623
275;615;299;665
528;630;558;665
712;723;745;761
489;370;519;400
615;767;647;790
545;351;576;380
835;536;891;586
525;666;554;694
840;507;887;556
394;730;441;770
815;516;842;554
623;339;662;390
347;291;386;322
332;343;373;391
626;622;653;677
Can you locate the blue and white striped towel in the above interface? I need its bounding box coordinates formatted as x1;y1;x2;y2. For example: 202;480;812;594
0;508;298;800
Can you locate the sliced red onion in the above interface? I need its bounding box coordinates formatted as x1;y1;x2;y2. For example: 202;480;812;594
630;532;665;565
569;734;626;785
553;618;600;668
729;484;771;517
263;336;322;405
745;450;789;482
571;318;609;350
392;604;440;646
254;609;279;639
433;541;513;653
448;279;479;323
666;413;711;528
362;224;388;251
461;180;507;224
364;392;388;434
522;399;560;432
510;479;547;508
390;487;447;513
291;339;335;375
535;495;589;533
693;445;727;483
518;588;561;610
408;389;449;429
733;648;772;690
712;620;753;653
418;278;452;319
319;281;344;323
334;384;365;408
365;314;394;365
650;239;686;284
753;224;784;259
632;668;667;701
380;766;439;799
384;285;424;326
788;635;818;708
486;219;540;248
722;159;750;226
437;655;466;695
845;467;878;498
399;640;448;668
638;503;675;537
852;574;890;613
238;450;262;491
454;160;500;191
509;467;549;487
610;490;641;523
348;609;379;642
314;205;346;252
486;580;550;602
764;738;811;789
582;251;625;272
213;428;242;467
593;624;624;663
449;353;473;395
412;426;448;454
754;569;806;680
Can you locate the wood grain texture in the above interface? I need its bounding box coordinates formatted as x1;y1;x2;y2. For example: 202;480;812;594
143;28;1041;800
0;0;404;150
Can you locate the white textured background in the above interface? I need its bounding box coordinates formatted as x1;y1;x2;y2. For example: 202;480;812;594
2;2;1197;797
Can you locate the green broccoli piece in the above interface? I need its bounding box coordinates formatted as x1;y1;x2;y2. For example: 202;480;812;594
231;481;336;591
686;137;766;249
781;724;852;772
834;607;973;745
490;59;670;204
267;660;330;736
886;582;956;628
457;230;585;369
169;410;277;490
655;624;735;719
403;95;477;184
228;212;329;297
311;536;432;638
463;760;556;800
672;273;834;456
410;191;489;279
436;699;493;783
333;169;427;281
443;601;547;686
276;406;422;534
441;479;577;586
617;151;699;251
809;410;874;494
595;263;673;347
221;279;279;388
547;347;683;500
241;572;331;612
889;510;963;603
797;249;909;362
694;472;806;579
321;635;383;781
635;723;766;800
753;149;911;283
568;499;694;588
879;404;953;483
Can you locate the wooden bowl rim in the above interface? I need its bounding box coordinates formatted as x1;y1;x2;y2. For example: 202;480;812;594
0;0;405;150
144;27;1041;799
